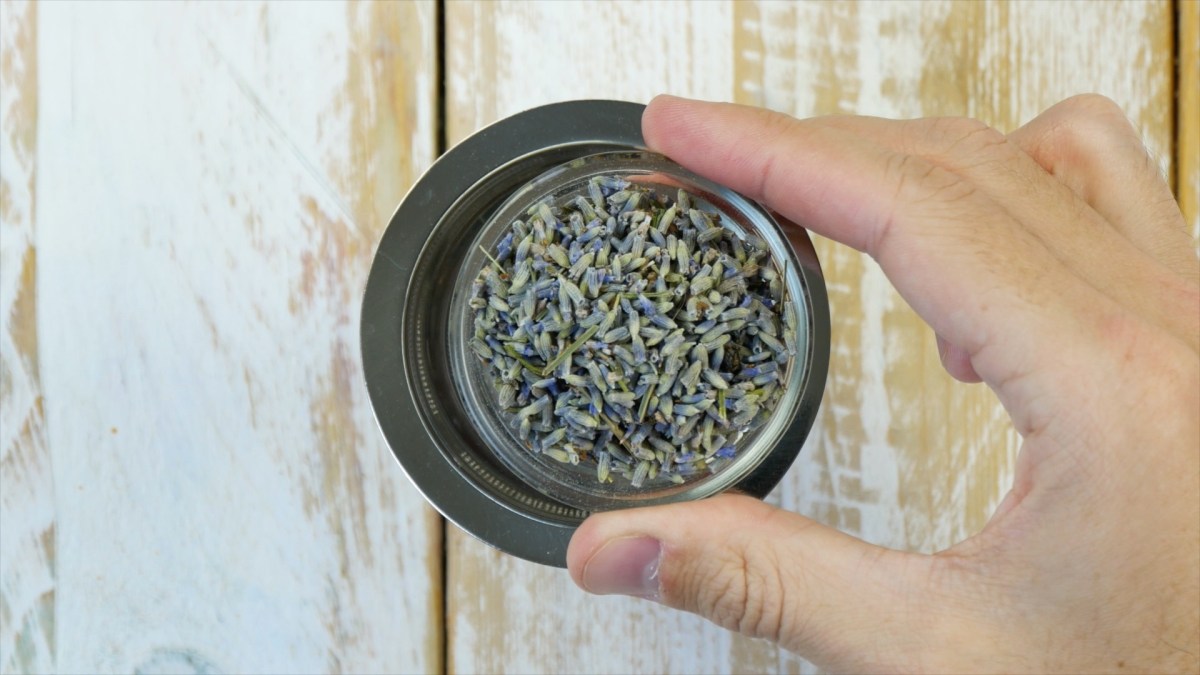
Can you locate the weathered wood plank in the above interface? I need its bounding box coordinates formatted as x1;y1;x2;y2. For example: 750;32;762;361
445;1;1175;673
738;5;1173;671
30;2;440;672
444;5;756;673
1181;0;1199;242
0;1;54;673
737;0;1175;546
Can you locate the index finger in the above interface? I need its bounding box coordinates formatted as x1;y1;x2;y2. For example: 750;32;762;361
641;96;1109;426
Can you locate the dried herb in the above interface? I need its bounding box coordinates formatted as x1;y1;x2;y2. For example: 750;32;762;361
468;177;795;487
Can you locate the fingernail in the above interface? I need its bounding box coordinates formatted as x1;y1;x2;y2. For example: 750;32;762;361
581;536;662;600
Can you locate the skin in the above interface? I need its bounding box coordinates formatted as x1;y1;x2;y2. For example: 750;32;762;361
566;94;1200;673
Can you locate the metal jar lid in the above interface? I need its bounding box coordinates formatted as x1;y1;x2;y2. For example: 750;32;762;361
360;100;830;567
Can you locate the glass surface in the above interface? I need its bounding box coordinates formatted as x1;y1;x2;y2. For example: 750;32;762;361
447;151;812;511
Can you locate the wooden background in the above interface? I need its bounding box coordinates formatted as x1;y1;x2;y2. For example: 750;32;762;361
1;1;1195;673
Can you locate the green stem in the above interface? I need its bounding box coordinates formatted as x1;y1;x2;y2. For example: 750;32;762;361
540;324;600;376
637;388;654;423
503;345;545;373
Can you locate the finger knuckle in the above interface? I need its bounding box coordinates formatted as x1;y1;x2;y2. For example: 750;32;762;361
747;107;801;159
745;108;800;202
884;152;939;206
947;117;1002;143
876;152;926;254
939;119;1016;174
879;151;980;254
699;557;752;632
885;150;961;199
676;543;787;642
738;549;787;641
1048;94;1138;158
958;125;1010;161
739;551;787;641
751;106;799;138
1060;93;1128;123
924;117;1008;155
924;116;983;139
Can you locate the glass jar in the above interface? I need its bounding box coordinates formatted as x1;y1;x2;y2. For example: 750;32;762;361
361;101;829;566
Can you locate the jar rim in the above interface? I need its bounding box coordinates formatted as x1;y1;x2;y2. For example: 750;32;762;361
452;150;817;510
361;101;830;567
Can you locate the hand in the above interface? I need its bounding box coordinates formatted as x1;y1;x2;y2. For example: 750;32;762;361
567;94;1199;673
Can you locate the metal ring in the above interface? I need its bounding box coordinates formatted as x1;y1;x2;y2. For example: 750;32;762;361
361;101;830;566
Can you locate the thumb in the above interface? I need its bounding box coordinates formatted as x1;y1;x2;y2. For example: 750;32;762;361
567;494;962;670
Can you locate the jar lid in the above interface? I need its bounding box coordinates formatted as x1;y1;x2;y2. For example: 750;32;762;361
361;101;830;567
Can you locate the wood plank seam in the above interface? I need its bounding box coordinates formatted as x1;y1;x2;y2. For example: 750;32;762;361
434;2;450;674
0;1;55;672
1177;0;1200;240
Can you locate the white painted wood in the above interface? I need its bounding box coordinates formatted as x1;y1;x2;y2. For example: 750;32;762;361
443;5;766;673
1;1;55;673
739;0;1175;548
7;2;441;672
1;1;1183;673
445;2;1176;673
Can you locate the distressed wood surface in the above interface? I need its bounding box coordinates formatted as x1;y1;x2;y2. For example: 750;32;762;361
1182;0;1199;240
444;2;1176;673
0;2;53;673
1;2;440;673
1;1;1189;674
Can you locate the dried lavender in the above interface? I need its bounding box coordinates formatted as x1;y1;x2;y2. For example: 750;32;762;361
468;176;795;488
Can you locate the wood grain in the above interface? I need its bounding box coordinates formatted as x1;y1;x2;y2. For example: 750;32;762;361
736;0;1174;554
444;2;1176;673
444;6;763;673
9;2;441;672
0;1;1188;673
0;2;53;673
1181;0;1199;241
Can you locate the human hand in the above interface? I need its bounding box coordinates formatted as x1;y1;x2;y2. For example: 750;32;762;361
567;94;1199;673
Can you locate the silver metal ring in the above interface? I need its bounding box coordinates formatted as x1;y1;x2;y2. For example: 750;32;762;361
361;100;830;566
